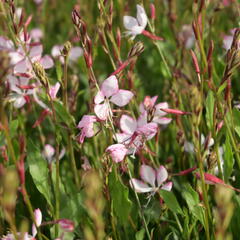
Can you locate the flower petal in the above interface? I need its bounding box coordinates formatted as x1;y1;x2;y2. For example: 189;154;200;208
13;96;26;108
155;102;169;116
115;133;131;144
136;5;148;29
49;82;60;99
123;16;139;31
101;75;119;98
153;117;172;125
137;122;158;139
29;44;43;59
94;90;105;104
69;47;83;61
129;178;153;193
110;89;133;107
106;144;128;163
161;182;173;191
39;55;54;69
94;102;109;120
77;115;97;128
157;166;168;187
140;165;156;187
120;114;137;134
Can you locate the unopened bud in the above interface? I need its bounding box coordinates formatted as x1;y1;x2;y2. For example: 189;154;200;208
62;41;72;57
150;3;156;20
57;219;74;232
32;62;48;86
128;41;144;58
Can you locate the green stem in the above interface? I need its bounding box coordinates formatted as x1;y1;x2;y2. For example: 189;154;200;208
127;166;151;240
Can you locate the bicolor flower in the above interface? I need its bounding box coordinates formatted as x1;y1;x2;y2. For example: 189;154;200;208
123;5;148;40
139;96;172;125
94;75;133;120
116;114;158;156
106;144;128;163
130;165;172;194
7;75;34;108
77;115;98;143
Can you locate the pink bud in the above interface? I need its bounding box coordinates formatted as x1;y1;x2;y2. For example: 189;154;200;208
172;166;197;176
150;3;156;20
190;50;200;74
216;120;224;132
34;208;42;227
57;219;74;232
160;108;191;115
142;30;164;41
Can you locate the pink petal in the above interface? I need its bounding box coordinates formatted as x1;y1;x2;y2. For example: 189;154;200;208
153;117;172;125
161;182;173;191
34;208;42;226
157;166;168;187
29;45;43;59
94;102;109;120
110;89;133;107
115;133;131;144
0;36;14;50
14;59;28;73
43;144;55;161
39;55;54;69
69;47;83;61
49;82;60;99
137;112;148;127
9;51;24;65
106;144;128;163
94;90;105;104
77;115;97;128
140;165;156;187
51;45;62;58
30;28;43;41
129;178;153;193
137;122;158;139
101;75;119;98
120;114;137;134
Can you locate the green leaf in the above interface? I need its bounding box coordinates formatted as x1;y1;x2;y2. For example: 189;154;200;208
159;189;183;215
56;60;63;83
27;141;53;210
53;101;75;128
206;91;214;130
182;184;205;228
235;126;240;138
224;135;234;180
135;228;145;240
217;81;227;96
109;169;132;226
9;119;18;137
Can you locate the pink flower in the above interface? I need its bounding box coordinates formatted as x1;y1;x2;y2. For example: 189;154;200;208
7;75;34;108
116;114;158;156
223;28;239;51
30;28;43;42
57;219;74;232
123;5;148;40
139;96;172;125
49;82;61;99
106;144;128;163
130;165;172;193
94;75;133;120
77;115;98;143
51;44;83;63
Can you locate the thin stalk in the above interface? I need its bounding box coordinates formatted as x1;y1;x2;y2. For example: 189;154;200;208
127;166;151;240
63;55;80;188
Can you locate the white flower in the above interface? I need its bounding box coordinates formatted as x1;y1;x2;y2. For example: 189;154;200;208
123;5;148;40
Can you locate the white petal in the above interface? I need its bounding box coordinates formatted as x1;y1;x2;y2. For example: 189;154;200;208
9;51;24;65
123;16;138;31
110;89;133;107
101;75;119;98
157;166;168;186
115;133;131;144
120;114;137;134
13;96;26;108
39;55;54;69
94;103;109;120
94;91;105;104
34;208;42;226
136;5;148;29
137;122;158;139
184;141;194;153
30;28;43;41
161;182;173;191
140;165;156;187
130;178;153;193
153;117;172;125
155;102;169;116
51;45;62;58
77;115;97;128
69;47;83;61
14;59;28;73
43;144;55;161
